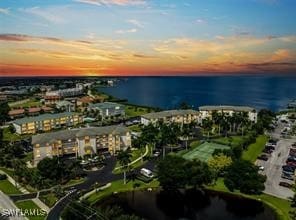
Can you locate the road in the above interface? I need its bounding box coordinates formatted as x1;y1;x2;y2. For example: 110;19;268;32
256;121;295;199
46;154;157;220
0;191;26;220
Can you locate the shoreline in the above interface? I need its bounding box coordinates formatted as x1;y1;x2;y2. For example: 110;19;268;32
87;180;290;220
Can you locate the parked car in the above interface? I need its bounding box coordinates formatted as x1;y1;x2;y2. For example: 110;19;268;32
279;182;292;188
282;170;294;176
282;165;295;172
153;151;161;157
287;156;296;163
140;168;154;178
263;148;273;154
257;154;269;161
286;161;296;167
265;145;275;151
281;173;294;181
289;148;296;157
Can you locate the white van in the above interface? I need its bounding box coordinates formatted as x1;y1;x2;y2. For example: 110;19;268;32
140;168;154;178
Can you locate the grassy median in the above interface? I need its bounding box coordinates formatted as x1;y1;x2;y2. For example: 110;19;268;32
0;179;22;195
87;179;159;205
242;135;267;162
15;200;46;220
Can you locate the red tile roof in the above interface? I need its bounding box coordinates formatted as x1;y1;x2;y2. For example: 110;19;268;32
28;107;41;113
9;109;25;116
42;106;53;112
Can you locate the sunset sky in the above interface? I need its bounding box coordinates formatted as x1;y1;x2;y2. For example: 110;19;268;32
0;0;295;76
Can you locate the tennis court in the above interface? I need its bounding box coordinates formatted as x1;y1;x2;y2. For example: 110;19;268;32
183;142;230;162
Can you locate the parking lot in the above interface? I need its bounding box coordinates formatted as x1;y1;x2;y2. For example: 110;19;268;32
256;121;295;199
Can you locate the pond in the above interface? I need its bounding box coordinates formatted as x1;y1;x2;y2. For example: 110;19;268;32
97;189;277;220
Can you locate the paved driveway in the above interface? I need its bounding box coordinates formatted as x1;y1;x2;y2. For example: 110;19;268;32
46;155;157;220
256;122;295;199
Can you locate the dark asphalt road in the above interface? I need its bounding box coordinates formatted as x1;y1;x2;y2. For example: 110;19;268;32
46;156;157;220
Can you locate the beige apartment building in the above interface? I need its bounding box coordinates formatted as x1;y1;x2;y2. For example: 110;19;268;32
31;125;131;165
141;109;200;126
199;105;257;122
12;112;83;134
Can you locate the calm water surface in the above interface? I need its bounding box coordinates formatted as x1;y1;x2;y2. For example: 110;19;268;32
99;76;296;111
98;190;277;220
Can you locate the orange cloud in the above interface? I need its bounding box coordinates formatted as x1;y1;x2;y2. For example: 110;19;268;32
74;0;146;6
1;33;296;76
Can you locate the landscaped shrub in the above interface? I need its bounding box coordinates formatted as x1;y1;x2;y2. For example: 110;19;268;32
0;174;7;180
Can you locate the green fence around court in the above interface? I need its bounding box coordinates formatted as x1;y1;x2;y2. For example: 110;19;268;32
183;142;230;162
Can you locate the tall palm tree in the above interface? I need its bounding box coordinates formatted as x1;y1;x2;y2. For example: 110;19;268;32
132;135;147;163
141;124;159;156
117;149;132;184
202;118;213;140
182;124;191;150
239;112;249;136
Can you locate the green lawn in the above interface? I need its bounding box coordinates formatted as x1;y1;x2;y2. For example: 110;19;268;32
127;124;142;132
0;179;22;194
15;200;47;220
208;178;292;220
212;136;244;147
0;167;15;177
242;135;267;162
9;98;41;108
64;177;85;187
40;193;58;207
189;140;201;148
87;179;159;205
125;105;153;117
3;127;31;142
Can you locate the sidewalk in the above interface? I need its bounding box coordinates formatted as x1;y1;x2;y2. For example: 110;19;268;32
79;183;111;200
0;170;50;212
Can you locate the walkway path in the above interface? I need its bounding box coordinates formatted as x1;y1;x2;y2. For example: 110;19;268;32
46;155;157;220
114;145;149;171
0;170;50;213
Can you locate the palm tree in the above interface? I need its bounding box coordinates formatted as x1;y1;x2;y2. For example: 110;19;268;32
142;124;159;156
182;124;191;150
132;136;146;163
239;112;249;136
117;149;132;184
202;118;213;140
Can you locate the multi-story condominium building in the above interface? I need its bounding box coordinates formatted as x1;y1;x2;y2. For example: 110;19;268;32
32;125;131;165
45;86;84;98
87;102;125;118
44;95;61;105
12;112;83;134
199;105;257;122
141;109;200;126
56;100;75;112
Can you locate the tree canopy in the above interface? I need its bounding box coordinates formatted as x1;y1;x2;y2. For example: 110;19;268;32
224;159;266;194
0;102;10;125
208;153;232;178
157;155;214;191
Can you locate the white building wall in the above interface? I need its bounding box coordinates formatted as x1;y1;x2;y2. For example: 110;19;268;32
141;117;150;126
13;123;22;134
